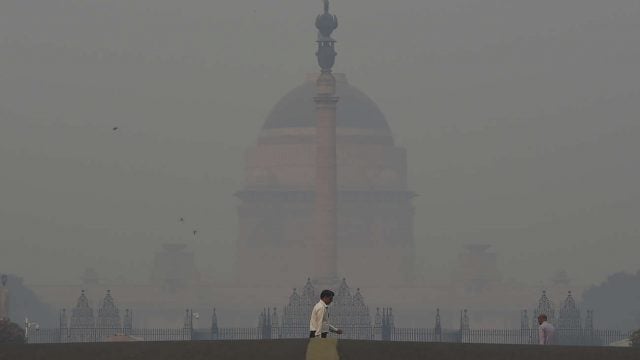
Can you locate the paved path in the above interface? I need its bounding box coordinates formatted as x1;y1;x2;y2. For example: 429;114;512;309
4;340;640;360
306;338;339;360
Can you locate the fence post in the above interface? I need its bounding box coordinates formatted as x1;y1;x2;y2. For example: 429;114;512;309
382;308;388;341
265;308;272;339
123;309;132;337
258;308;272;340
381;307;394;341
184;309;193;340
520;310;529;344
271;307;279;339
374;308;382;340
459;309;469;343
211;308;219;340
59;308;67;343
435;308;442;342
584;310;595;346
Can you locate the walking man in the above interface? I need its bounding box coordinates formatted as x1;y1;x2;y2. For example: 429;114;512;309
309;289;343;338
538;314;555;345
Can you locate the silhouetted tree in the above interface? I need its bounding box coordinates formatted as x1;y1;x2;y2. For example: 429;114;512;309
631;329;640;347
0;319;25;344
581;270;640;330
5;274;56;327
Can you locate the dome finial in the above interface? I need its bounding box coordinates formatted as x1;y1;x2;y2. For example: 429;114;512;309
315;0;338;71
316;1;338;40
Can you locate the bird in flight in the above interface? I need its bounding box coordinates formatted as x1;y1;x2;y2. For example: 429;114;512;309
179;217;185;222
112;127;119;131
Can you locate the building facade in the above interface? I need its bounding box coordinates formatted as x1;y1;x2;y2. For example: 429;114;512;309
235;73;416;288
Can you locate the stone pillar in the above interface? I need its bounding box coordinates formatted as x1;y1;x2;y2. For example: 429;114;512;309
312;0;340;289
0;275;9;320
314;71;339;285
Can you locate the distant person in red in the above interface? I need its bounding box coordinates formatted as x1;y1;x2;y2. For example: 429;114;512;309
538;314;556;345
309;289;343;338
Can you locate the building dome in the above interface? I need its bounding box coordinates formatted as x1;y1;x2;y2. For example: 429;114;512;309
247;73;406;190
262;74;391;132
238;72;415;289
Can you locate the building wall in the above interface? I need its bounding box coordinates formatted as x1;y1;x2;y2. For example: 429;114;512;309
235;71;416;289
244;140;407;190
235;189;415;288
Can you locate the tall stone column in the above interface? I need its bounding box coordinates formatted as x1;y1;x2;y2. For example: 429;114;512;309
0;275;9;320
314;72;339;285
313;1;340;286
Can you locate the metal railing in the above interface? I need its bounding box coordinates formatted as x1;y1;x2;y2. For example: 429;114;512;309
27;328;191;343
390;328;632;346
26;326;632;347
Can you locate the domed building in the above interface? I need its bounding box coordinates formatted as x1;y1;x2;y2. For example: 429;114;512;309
235;73;416;288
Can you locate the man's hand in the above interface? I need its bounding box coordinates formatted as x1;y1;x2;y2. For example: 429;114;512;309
336;329;343;335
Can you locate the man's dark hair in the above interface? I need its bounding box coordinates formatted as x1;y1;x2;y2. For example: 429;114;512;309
320;290;335;299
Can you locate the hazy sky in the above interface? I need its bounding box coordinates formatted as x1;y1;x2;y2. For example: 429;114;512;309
1;0;639;287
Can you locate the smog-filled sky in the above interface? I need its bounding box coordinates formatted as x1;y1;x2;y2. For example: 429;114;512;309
1;0;639;288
